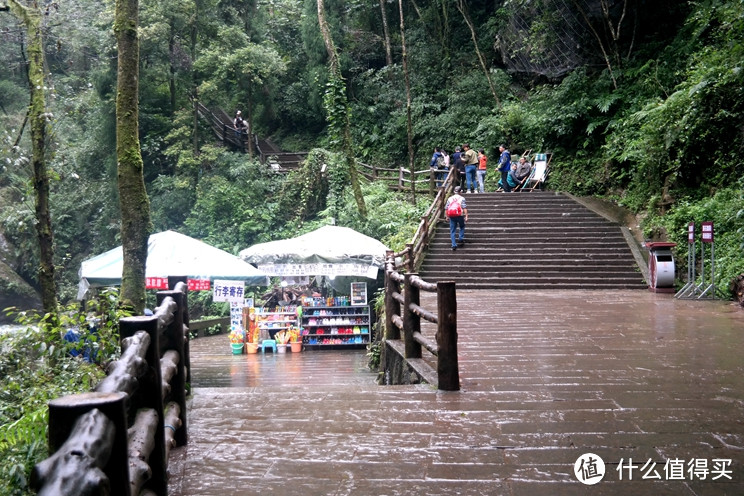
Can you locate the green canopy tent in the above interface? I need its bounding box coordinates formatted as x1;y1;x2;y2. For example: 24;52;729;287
77;230;268;299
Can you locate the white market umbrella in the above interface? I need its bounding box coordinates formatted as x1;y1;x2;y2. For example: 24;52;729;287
238;225;388;279
78;230;268;298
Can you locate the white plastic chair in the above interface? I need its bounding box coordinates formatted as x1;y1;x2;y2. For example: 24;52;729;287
523;153;551;191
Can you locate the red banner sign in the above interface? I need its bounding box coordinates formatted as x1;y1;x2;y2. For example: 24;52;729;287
146;278;211;290
688;222;695;244
145;277;169;290
188;279;211;291
701;221;714;243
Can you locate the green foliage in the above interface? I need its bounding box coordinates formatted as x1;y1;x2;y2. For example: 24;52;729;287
184;152;282;251
322;75;350;151
0;297;119;494
643;186;744;294
0;81;28;114
275;148;330;225
331;180;426;253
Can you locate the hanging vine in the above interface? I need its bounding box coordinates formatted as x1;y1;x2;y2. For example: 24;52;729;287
316;0;367;218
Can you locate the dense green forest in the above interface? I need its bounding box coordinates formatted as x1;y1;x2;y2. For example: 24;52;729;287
1;0;743;307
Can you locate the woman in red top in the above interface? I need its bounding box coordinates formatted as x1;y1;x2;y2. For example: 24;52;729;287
476;149;488;193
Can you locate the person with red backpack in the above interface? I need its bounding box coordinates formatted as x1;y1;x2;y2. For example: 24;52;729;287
445;186;468;251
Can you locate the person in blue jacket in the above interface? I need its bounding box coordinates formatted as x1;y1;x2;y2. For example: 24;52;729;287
496;145;512;192
429;147;445;187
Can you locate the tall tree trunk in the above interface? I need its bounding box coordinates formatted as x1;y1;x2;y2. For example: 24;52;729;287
398;0;415;205
316;0;367;218
572;0;619;89
379;0;393;66
246;81;255;157
169;17;177;115
115;0;151;313
8;0;58;320
455;0;500;109
190;5;199;156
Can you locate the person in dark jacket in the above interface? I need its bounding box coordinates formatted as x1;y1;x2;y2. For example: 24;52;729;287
496;145;512;192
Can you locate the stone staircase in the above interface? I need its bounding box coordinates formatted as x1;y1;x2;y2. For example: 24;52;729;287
419;191;648;290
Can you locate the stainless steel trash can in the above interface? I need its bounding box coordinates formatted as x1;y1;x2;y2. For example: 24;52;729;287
646;242;676;293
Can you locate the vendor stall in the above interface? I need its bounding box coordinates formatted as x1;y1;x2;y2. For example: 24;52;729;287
239;225;387;350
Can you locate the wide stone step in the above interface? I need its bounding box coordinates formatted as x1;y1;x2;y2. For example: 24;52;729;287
428;238;631;248
443;221;617;230
446;280;648;290
419;192;646;290
423;261;639;272
423;272;645;282
423;271;645;282
424;257;638;266
429;236;627;248
421;262;640;272
426;245;638;255
422;269;642;280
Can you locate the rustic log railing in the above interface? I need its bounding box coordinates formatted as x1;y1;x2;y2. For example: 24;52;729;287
380;167;459;391
383;251;459;391
31;281;191;496
392;167;457;273
358;161;448;196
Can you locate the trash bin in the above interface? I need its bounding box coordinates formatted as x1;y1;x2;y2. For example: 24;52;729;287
646;242;677;293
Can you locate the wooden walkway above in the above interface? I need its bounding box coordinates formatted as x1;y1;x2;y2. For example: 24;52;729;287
196;102;307;171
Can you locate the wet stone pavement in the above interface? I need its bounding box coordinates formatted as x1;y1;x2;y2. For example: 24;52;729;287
167;290;744;495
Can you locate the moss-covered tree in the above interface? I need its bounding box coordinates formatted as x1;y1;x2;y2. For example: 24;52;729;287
316;0;367;218
6;0;58;321
115;0;151;312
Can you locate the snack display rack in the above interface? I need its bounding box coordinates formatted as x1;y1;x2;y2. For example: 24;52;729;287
300;297;370;347
254;306;300;340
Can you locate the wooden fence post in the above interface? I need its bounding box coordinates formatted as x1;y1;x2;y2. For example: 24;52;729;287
168;277;192;385
384;251;400;340
157;288;188;447
41;392;130;496
421;217;429;254
436;281;459;391
403;273;422;359
119;315;167;496
398;167;404;192
429;168;436;195
406;243;415;273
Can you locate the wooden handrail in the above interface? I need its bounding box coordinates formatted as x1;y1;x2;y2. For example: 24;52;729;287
382;253;459;390
387;167;456;273
31;281;192;496
379;165;460;390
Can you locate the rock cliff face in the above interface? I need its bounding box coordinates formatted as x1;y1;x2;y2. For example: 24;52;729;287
0;234;42;324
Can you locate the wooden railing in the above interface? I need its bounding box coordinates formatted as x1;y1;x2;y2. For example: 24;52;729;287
393;167;457;273
31;282;191;496
358;161;447;196
195;101;249;151
380;168;459;391
382;251;459;391
194;102;451;187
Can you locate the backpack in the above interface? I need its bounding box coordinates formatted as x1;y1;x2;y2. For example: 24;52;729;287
436;155;446;169
446;197;463;217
